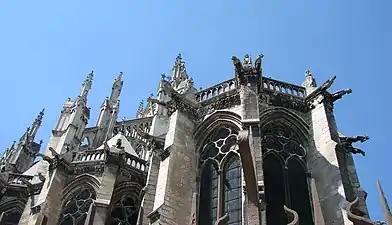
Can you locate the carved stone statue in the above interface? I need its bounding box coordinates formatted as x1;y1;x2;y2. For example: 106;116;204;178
302;70;317;88
254;54;264;73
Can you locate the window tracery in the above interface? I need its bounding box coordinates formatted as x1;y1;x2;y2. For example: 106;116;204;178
109;195;139;225
198;126;242;225
58;186;96;225
261;123;313;225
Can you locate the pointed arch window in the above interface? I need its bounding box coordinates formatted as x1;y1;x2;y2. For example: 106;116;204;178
198;126;242;225
108;194;139;225
262;124;313;225
58;185;96;225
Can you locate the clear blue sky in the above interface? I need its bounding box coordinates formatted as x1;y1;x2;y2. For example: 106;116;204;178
0;0;390;221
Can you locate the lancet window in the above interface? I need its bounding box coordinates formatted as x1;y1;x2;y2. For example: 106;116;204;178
198;126;242;225
261;123;313;225
58;185;96;225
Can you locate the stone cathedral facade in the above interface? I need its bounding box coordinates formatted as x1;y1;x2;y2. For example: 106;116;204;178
0;54;390;225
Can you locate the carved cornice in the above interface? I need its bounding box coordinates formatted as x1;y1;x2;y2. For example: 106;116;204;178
166;91;204;122
200;91;241;115
259;92;310;113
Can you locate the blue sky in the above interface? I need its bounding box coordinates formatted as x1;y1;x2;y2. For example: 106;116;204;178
0;0;391;221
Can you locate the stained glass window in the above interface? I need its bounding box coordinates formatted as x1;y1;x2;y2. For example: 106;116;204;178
109;195;139;225
198;126;242;225
262;124;313;225
58;186;96;225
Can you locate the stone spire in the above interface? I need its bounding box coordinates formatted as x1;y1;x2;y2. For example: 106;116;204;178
377;180;392;225
171;54;188;89
94;72;123;147
109;72;123;104
28;108;44;139
80;70;94;101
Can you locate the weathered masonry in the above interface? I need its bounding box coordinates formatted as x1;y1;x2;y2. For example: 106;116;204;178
0;54;390;225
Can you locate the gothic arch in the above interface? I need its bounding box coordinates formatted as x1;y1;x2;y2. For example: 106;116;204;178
197;121;243;225
0;199;25;224
194;110;242;151
107;182;143;225
259;107;310;145
62;173;100;201
260;108;313;225
58;184;97;225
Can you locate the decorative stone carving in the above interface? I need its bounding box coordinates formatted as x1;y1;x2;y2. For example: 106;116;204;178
330;89;352;102
259;93;310;113
302;70;317;88
166;92;203;122
201;92;241;115
340;135;369;156
232;54;263;85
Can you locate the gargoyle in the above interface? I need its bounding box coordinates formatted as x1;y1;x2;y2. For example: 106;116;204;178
319;76;337;92
254;54;264;73
48;147;61;158
35;153;53;164
37;172;46;182
340;135;369;156
330;89;352;102
340;135;370;144
231;56;242;72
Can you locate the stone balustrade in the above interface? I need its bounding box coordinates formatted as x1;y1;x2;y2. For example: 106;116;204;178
72;149;106;162
124;154;147;172
8;173;34;185
195;79;237;102
261;77;306;98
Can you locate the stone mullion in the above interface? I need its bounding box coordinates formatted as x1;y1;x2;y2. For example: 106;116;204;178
217;169;224;219
283;167;292;209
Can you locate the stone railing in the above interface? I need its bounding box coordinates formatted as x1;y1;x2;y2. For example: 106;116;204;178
195;78;237;103
113;117;152;143
8;173;34;185
72;149;106;163
261;77;306;98
124;153;147;172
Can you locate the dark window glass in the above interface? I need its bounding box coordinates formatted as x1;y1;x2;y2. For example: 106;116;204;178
198;126;242;225
109;195;139;225
222;156;242;225
58;186;96;225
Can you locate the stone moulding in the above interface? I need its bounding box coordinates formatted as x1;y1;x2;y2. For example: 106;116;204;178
259;92;310;113
200;90;241;115
284;205;299;225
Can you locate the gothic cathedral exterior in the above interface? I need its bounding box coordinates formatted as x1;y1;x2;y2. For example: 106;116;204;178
0;54;390;225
